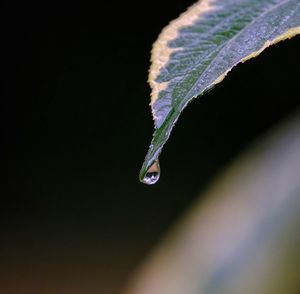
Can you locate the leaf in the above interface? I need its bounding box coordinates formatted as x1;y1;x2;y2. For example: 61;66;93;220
139;0;300;184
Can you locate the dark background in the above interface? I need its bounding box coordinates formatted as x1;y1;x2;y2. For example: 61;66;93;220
1;1;300;293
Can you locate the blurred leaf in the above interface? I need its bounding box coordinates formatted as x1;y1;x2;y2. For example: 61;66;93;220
131;110;300;294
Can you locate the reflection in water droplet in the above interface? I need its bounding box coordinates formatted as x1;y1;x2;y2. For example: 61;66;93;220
142;160;160;185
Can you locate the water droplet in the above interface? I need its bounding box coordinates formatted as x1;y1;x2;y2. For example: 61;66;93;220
142;160;160;185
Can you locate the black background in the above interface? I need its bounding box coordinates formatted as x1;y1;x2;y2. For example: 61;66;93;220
1;1;300;293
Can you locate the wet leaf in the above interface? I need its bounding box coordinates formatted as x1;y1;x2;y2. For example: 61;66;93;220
140;0;300;183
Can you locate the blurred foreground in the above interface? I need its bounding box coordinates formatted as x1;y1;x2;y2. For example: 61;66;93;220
126;110;300;294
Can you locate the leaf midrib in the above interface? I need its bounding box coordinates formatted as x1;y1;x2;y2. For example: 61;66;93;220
172;0;291;111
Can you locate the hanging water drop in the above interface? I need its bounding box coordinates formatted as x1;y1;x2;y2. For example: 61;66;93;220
141;160;160;185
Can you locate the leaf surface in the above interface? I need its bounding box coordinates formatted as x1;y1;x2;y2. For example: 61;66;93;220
140;0;300;183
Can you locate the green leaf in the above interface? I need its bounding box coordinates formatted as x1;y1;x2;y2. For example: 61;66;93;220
140;0;300;184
